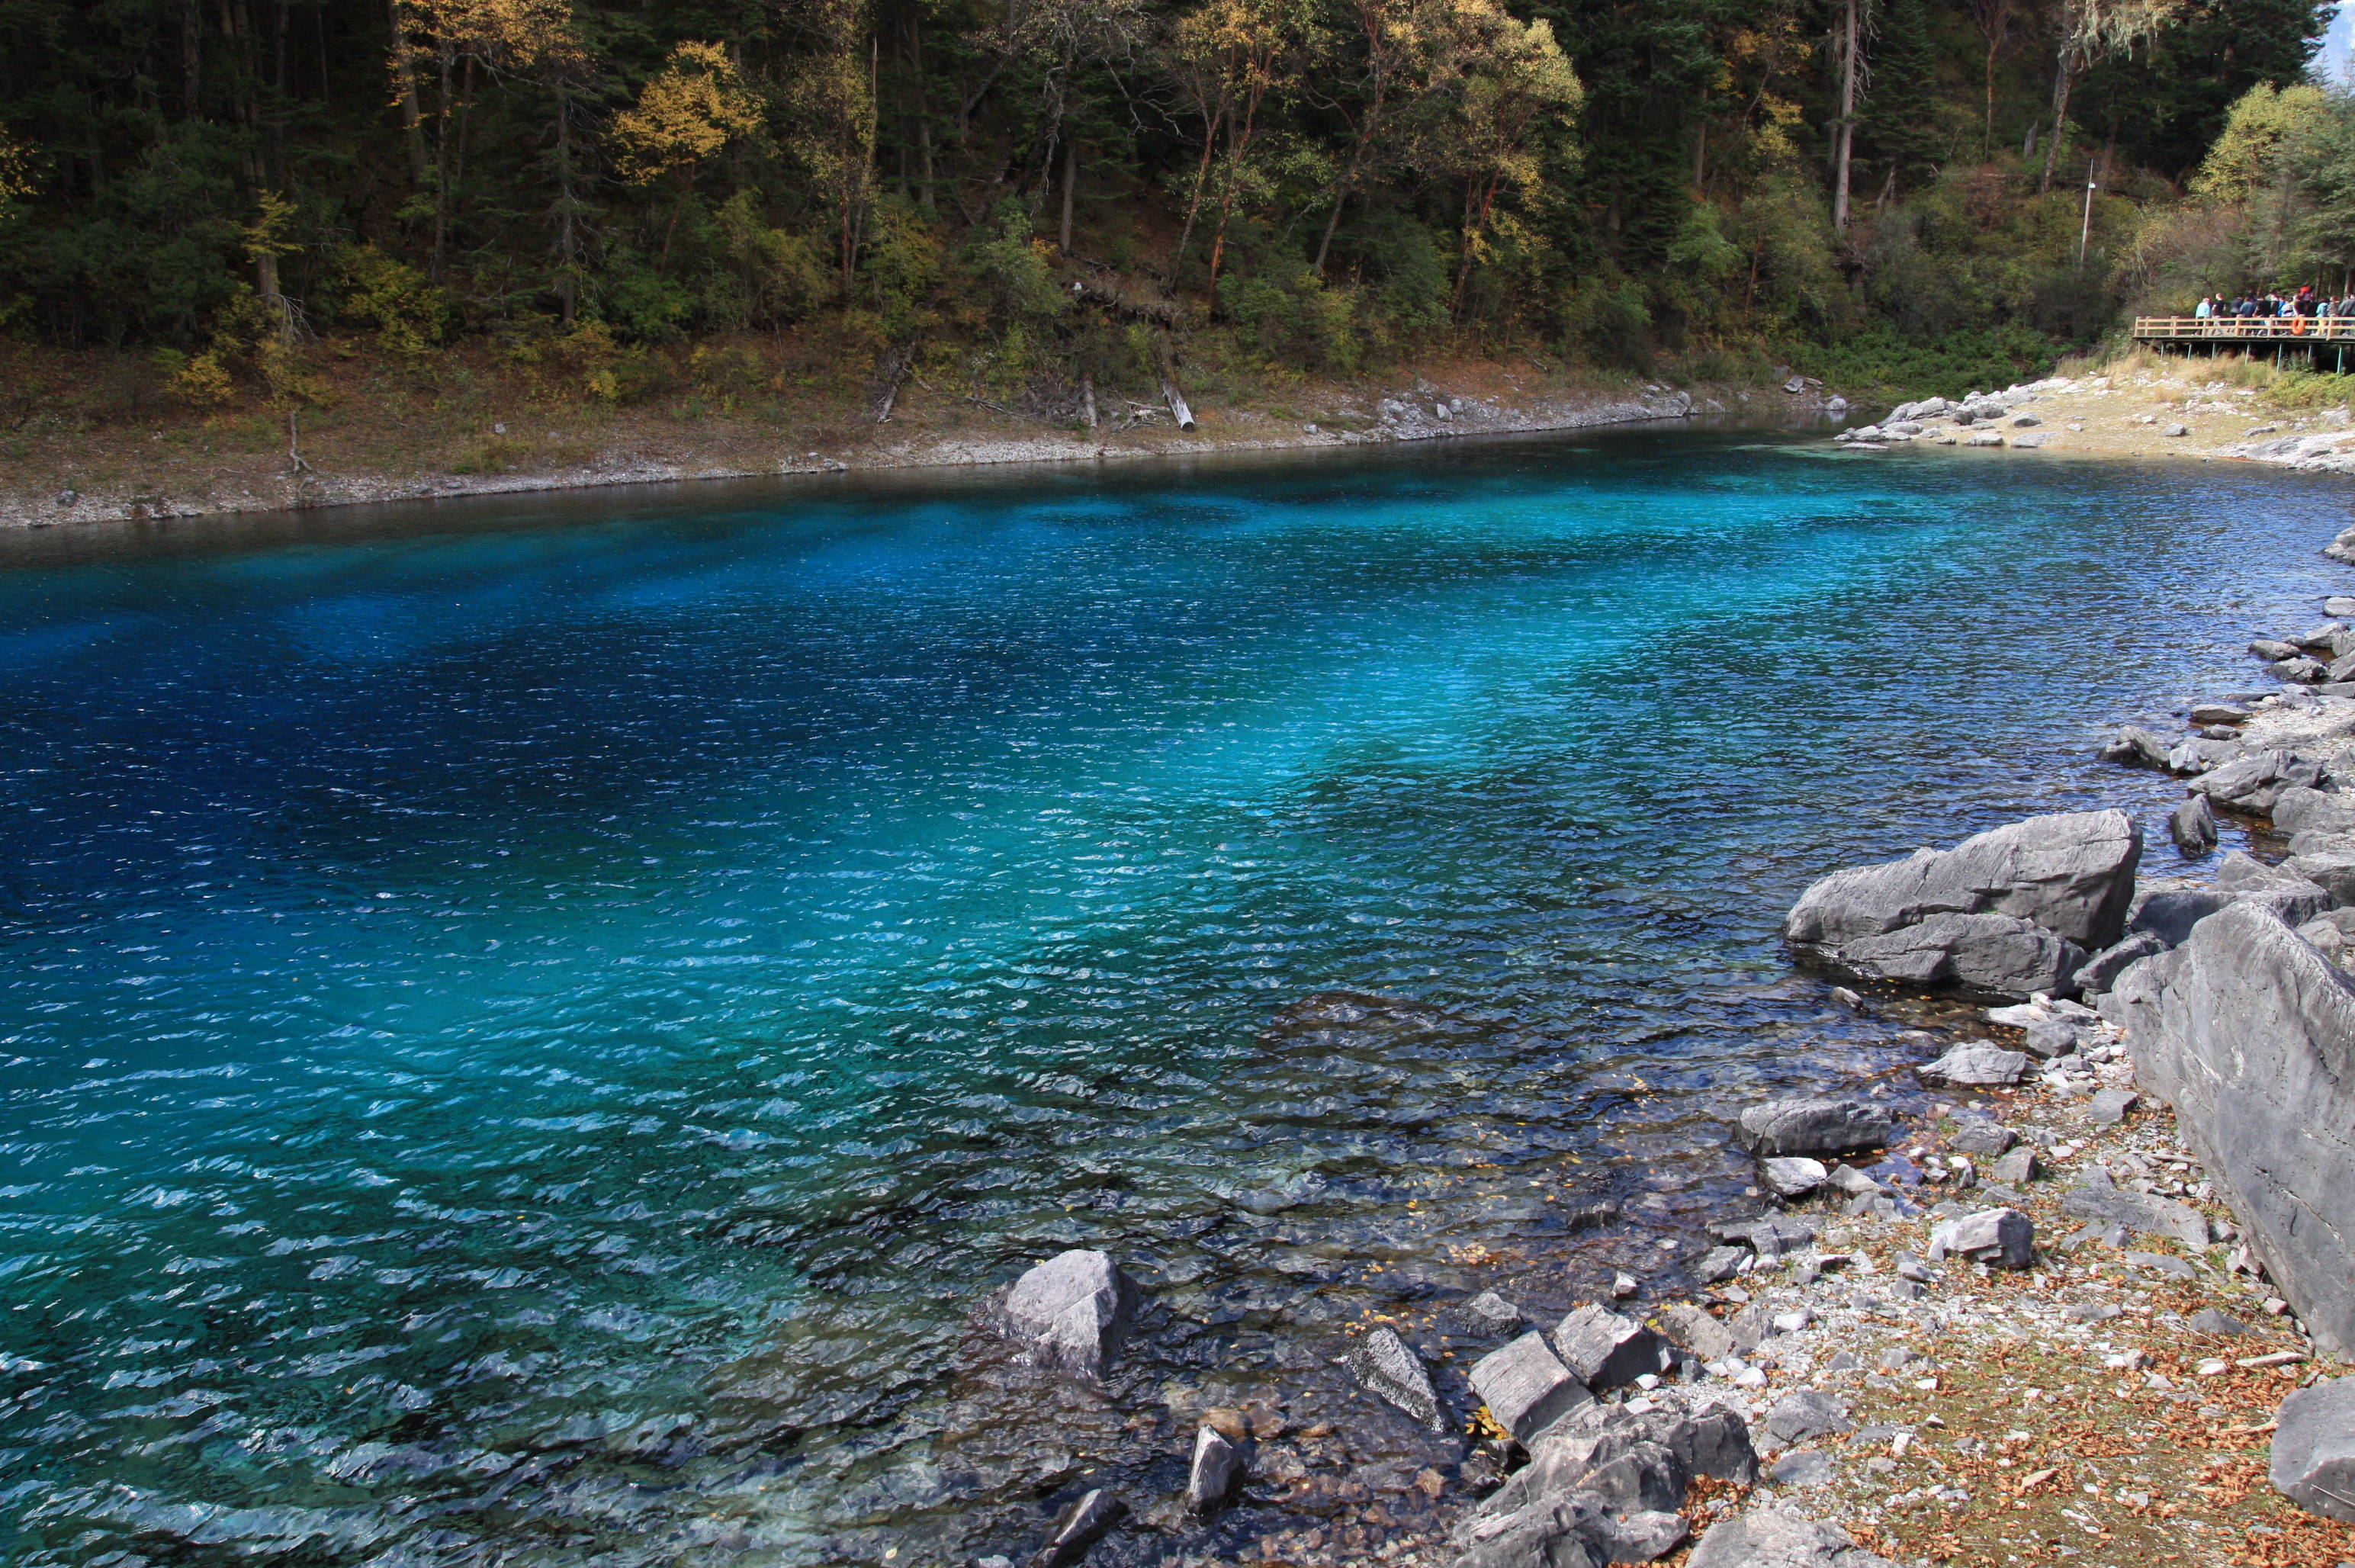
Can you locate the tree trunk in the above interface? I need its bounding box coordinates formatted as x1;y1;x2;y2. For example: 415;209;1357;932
429;40;452;281
1832;0;1858;230
182;0;203;119
387;0;426;182
1059;135;1076;252
1312;87;1385;275
2039;51;2076;194
910;15;936;211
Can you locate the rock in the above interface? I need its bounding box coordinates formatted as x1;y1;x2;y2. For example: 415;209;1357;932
2328;596;2355;618
1553;1304;1673;1391
1685;1509;1893;1567
1450;1496;1608;1568
996;1250;1140;1376
1827;911;2089;998
1350;1326;1442;1427
1762;1157;1829;1198
2127;886;2239;947
1771;1449;1836;1486
1989;1145;2039;1186
2170;795;2218;855
2012;432;2048;448
2190;702;2251;726
2088;1088;2138;1124
1827;1163;1883;1197
2253;638;2303;662
2276;786;2355;838
1028;1489;1126;1568
2270;1377;2355;1522
1186;1426;1244;1512
1586;1509;1691;1562
1582;1442;1689;1513
2076;930;2168;994
1765;1390;1852;1446
2275;657;2331;683
2216;848;2334;908
2116;902;2355;1353
1966;431;2005;447
2012;413;2042;427
1656;1303;1740;1363
1928;1207;2034;1268
1691;1245;1748;1284
1467;1291;1528;1332
2164;423;2189;436
2058;1169;2212;1249
2100;725;2173;769
2286;851;2355;904
1785;810;2141;963
1947;1118;2015;1156
1784;375;1806;394
1473;1332;1594;1444
2189;1308;2249;1336
1733;1099;1896;1157
2022;1017;2087;1058
1611;1271;1639;1300
2190;752;2325;814
1711;1213;1821;1256
1918;1040;2029;1085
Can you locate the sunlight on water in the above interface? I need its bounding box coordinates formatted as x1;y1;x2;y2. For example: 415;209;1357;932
0;432;2341;1563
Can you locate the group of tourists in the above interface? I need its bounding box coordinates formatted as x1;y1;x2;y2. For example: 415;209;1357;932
2190;287;2355;332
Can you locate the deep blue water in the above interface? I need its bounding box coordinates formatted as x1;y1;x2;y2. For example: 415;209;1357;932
0;429;2344;1566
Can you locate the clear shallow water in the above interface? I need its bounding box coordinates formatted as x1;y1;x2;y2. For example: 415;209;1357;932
0;431;2344;1566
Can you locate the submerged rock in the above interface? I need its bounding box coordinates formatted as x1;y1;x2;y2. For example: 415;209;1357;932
1027;1489;1126;1568
1348;1325;1442;1428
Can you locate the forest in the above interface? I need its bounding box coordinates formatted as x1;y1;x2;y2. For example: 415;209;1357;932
0;0;2338;418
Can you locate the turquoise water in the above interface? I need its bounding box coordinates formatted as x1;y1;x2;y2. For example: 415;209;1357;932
0;430;2343;1565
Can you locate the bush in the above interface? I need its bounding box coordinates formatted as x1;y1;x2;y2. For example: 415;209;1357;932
331;244;449;355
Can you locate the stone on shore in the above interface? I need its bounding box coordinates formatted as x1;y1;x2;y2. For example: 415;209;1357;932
2276;786;2355;837
996;1250;1140;1376
2057;1166;2212;1249
2075;930;2167;994
2285;850;2355;904
1028;1489;1126;1568
2189;751;2324;815
2269;1377;2355;1522
1685;1509;1893;1567
1784;813;2141;998
1918;1040;2029;1086
2189;702;2251;726
1762;1156;1830;1198
2251;638;2302;662
1989;1145;2039;1185
1553;1303;1674;1391
2110;901;2355;1353
1947;1117;2015;1155
2088;1087;2138;1124
1928;1207;2035;1268
1765;1389;1852;1445
1466;1290;1528;1333
1733;1099;1896;1157
2169;794;2218;854
1471;1332;1593;1444
1349;1325;1443;1427
1185;1426;1244;1513
1656;1302;1740;1364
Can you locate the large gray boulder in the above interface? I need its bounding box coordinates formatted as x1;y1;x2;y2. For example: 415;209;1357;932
1685;1509;1893;1567
1786;810;2141;950
2286;850;2355;904
1733;1099;1895;1157
2190;750;2324;815
2118;902;2355;1354
1785;811;2138;998
995;1250;1140;1376
2276;786;2355;837
2270;1377;2355;1522
1821;911;2087;998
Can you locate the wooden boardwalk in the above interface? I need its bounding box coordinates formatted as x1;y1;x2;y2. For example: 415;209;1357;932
2132;315;2355;370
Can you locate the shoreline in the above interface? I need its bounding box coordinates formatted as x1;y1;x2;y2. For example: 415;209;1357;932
0;380;1734;535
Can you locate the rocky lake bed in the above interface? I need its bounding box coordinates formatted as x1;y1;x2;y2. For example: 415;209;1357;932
934;471;2355;1568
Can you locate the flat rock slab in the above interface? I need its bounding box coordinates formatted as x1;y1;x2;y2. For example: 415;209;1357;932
1919;1041;2029;1086
1554;1303;1672;1391
1734;1099;1896;1157
2270;1375;2355;1522
1471;1332;1592;1444
1929;1207;2035;1268
2088;1088;2138;1123
1685;1508;1893;1567
1765;1390;1852;1446
1771;1449;1836;1487
2058;1177;2210;1248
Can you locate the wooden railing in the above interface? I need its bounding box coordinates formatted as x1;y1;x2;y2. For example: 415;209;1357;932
2134;314;2355;339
